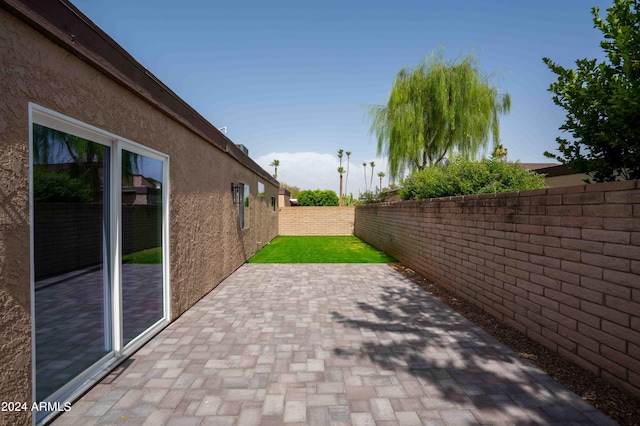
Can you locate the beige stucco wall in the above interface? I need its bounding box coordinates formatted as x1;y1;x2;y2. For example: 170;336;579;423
0;7;277;423
0;10;34;425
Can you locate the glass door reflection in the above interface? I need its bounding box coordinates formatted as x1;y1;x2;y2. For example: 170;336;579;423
121;151;164;346
33;124;111;401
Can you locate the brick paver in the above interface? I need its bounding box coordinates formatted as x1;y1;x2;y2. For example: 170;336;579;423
52;264;617;425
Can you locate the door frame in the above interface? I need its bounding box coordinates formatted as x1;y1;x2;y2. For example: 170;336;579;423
29;103;171;425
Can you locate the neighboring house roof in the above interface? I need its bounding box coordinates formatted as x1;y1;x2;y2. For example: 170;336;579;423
1;0;278;187
131;174;158;188
519;163;560;171
531;164;577;178
522;163;592;187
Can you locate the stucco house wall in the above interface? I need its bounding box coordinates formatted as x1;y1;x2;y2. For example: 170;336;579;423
0;1;278;424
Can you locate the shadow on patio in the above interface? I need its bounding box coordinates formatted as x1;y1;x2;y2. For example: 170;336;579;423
330;278;611;424
50;264;616;425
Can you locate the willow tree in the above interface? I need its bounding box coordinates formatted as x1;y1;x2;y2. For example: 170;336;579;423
32;125;140;202
369;53;511;179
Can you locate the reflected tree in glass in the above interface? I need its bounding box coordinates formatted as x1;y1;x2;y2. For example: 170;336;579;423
33;124;112;401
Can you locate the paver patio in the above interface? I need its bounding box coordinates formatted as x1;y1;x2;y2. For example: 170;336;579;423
52;264;616;425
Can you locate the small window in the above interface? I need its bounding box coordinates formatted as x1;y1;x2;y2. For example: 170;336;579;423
239;183;249;229
258;182;265;196
271;196;276;211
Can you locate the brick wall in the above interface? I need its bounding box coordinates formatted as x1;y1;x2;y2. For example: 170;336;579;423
355;180;640;397
279;206;355;235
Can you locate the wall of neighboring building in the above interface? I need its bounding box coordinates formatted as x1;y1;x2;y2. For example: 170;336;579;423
355;181;640;398
278;188;291;207
279;206;355;235
532;164;591;188
545;173;592;187
0;2;277;423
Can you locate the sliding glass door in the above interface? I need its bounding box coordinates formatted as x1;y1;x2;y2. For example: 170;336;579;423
33;124;112;402
121;152;165;346
31;106;169;423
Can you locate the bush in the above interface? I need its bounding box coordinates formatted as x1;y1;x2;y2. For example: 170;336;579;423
357;189;390;205
33;168;93;202
297;189;339;206
399;157;546;200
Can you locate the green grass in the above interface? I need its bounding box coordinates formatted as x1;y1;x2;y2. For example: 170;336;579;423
122;247;162;264
247;236;397;263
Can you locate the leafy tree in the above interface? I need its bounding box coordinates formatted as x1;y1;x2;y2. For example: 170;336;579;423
357;189;390;205
543;0;640;182
281;183;300;198
297;189;339;206
342;193;356;206
400;156;546;200
269;159;280;179
369;51;511;180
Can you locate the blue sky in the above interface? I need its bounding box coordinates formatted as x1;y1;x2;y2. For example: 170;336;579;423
71;0;612;195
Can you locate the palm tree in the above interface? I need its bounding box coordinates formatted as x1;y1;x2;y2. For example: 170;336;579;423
337;150;344;204
338;166;345;205
269;159;280;179
362;162;368;192
344;151;352;196
369;161;376;192
492;143;508;159
377;171;386;191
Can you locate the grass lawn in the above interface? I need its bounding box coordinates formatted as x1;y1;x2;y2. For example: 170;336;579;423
247;236;397;263
122;246;162;264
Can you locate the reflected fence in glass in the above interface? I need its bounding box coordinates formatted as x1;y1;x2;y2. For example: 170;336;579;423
121;152;164;346
32;124;168;403
33;124;111;401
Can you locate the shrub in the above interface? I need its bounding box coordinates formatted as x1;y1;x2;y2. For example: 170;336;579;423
400;157;546;200
357;189;390;205
33;168;93;202
297;189;339;206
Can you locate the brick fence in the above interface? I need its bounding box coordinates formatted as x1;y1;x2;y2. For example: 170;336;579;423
355;180;640;397
279;206;355;235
